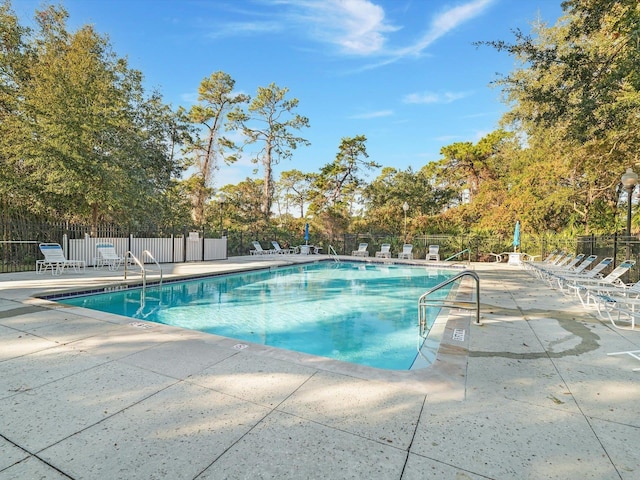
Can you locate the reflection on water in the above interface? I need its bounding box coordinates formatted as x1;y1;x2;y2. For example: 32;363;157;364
59;262;454;370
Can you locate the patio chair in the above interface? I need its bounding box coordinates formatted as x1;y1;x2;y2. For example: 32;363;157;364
553;257;613;292
607;350;640;370
250;241;274;255
95;242;125;270
585;279;640;328
397;244;413;260
539;255;597;284
351;243;369;257
271;241;293;254
375;244;391;258
533;254;587;280
571;260;636;304
426;245;440;261
562;259;634;297
37;243;85;275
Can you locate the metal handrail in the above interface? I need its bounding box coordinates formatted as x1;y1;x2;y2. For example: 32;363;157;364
328;245;340;262
418;270;480;337
124;250;163;289
444;248;470;262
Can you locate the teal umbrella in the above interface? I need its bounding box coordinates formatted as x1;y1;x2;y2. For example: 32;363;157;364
513;221;521;252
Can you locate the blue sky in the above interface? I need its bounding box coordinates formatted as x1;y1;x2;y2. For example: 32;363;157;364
13;0;564;189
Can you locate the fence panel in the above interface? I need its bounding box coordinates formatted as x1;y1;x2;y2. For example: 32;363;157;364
130;237;174;263
69;236;130;267
185;231;203;261
204;238;227;260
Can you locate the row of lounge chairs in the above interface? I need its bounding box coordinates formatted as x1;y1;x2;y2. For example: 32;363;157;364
250;241;301;255
351;243;440;261
352;243;415;259
526;250;640;330
36;242;127;275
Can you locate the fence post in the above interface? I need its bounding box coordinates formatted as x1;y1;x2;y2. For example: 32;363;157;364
183;227;187;263
613;232;618;269
201;225;205;262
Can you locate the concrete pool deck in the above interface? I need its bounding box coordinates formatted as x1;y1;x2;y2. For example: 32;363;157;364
0;256;638;479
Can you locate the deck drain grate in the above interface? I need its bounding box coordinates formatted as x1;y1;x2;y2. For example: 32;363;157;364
233;343;249;350
128;322;154;329
452;329;466;341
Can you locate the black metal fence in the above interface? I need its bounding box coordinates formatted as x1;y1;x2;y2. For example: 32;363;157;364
0;221;219;274
3;219;640;282
576;234;640;284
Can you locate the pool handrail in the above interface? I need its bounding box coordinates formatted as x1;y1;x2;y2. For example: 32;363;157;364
328;245;340;262
444;248;471;263
417;270;480;337
124;250;163;289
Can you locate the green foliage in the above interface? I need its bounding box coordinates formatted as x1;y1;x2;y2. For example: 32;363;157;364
276;169;314;218
180;71;248;225
310;135;378;214
216;178;265;233
1;1;181;227
227;82;310;219
4;0;640;244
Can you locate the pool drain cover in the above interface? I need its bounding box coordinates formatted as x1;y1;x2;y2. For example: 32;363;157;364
452;329;466;341
233;343;248;350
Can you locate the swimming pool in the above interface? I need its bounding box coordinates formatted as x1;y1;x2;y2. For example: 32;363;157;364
58;262;456;370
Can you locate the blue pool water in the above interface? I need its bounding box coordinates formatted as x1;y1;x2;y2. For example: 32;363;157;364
58;262;455;370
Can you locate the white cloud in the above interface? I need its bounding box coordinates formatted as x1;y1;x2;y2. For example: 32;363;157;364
207;0;494;62
397;0;494;57
349;109;393;119
403;91;470;104
274;0;398;55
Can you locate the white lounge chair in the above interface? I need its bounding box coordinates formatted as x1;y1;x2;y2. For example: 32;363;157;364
375;244;391;258
426;245;440;261
398;244;413;260
571;260;636;304
351;243;369;257
95;242;125;270
563;259;634;297
250;241;274;255
607;349;640;370
535;254;594;282
524;250;556;272
554;257;613;292
37;243;85;275
586;279;640;329
271;241;293;254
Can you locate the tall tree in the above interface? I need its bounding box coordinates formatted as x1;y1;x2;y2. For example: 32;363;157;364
2;3;181;226
479;0;640;233
180;71;248;225
220;178;264;234
227;82;310;219
436;130;509;204
361;166;454;234
0;0;36;214
311;135;379;214
277;169;314;218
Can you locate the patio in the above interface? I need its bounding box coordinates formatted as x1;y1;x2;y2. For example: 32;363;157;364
0;258;638;479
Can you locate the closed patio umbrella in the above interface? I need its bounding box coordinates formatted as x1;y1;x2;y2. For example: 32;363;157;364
304;223;309;245
513;221;521;252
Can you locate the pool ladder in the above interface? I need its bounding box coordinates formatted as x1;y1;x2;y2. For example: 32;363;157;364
124;250;163;290
417;270;480;337
328;245;340;262
444;248;471;267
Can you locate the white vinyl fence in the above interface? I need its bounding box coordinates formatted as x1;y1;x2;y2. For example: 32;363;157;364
66;233;227;267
